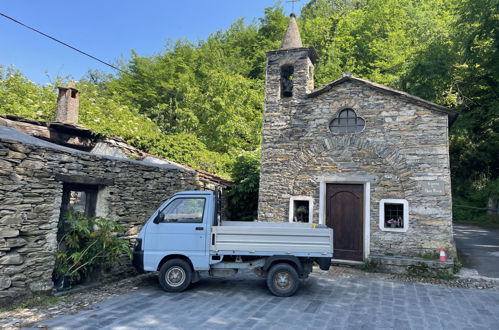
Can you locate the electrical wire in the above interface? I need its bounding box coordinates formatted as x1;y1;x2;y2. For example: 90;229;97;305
0;12;126;73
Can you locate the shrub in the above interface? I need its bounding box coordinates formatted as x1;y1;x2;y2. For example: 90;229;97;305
53;210;131;289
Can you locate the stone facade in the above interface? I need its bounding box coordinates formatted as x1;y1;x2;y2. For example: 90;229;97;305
258;16;457;266
0;127;224;305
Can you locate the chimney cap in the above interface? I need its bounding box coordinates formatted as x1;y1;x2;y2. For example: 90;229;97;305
57;81;78;91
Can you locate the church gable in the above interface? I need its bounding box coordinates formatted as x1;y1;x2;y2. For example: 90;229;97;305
307;75;457;125
284;78;451;147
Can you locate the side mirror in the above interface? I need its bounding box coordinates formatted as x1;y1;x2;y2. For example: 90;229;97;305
153;213;165;224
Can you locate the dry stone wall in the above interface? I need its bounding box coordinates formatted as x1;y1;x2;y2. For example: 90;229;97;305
259;80;455;259
0;131;207;305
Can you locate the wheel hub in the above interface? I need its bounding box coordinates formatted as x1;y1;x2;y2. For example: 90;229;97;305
274;271;292;290
165;266;186;287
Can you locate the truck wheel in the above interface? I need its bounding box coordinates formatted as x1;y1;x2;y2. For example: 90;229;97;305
159;259;192;292
266;263;300;297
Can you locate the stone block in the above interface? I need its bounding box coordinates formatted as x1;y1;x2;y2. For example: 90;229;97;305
3;204;31;211
29;280;53;292
11;281;26;288
8;143;29;153
0;228;19;238
39;223;57;230
0;159;13;169
0;213;24;225
7;150;27;160
4;237;28;248
19;159;44;170
0;184;22;192
0;276;12;290
0;289;22;299
11;274;27;281
0;264;27;276
0;252;24;265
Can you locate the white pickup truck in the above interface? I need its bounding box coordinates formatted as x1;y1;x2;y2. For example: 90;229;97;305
132;190;333;296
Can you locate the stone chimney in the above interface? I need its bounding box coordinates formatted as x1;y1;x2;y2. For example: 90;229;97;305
56;81;79;124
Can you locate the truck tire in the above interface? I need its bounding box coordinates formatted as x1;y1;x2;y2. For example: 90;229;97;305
266;263;300;297
159;259;192;292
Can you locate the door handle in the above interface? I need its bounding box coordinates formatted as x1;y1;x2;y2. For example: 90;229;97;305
195;227;204;231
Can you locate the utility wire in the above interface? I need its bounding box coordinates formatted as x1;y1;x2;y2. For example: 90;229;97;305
0;12;126;73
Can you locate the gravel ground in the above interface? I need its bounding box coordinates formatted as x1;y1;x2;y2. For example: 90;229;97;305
1;266;498;329
329;265;499;290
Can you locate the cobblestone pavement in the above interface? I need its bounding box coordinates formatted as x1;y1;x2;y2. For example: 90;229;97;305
30;270;499;330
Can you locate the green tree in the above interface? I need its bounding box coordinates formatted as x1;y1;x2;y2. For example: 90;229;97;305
401;0;498;221
0;66;57;121
449;0;499;220
226;150;261;221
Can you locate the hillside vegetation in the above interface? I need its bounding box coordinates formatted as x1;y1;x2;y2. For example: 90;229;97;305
1;0;497;221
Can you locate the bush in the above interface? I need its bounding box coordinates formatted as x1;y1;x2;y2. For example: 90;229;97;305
53;210;130;289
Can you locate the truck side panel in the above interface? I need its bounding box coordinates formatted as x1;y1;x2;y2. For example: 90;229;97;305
212;223;333;257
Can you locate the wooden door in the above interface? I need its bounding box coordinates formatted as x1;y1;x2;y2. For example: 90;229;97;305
326;184;364;261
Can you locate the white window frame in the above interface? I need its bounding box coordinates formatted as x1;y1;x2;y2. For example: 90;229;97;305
379;199;409;232
288;196;314;223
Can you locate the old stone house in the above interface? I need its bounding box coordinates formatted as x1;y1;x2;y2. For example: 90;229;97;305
0;85;229;305
258;14;457;270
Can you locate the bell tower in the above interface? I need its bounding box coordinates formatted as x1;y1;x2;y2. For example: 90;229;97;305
259;13;319;221
261;13;319;145
264;13;318;104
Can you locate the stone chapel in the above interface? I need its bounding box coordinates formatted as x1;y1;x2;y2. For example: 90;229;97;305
258;14;458;268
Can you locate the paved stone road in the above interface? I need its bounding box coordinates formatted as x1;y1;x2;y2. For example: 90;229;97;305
454;223;499;278
33;271;499;330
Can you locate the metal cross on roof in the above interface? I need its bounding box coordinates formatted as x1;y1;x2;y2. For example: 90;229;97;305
287;0;301;13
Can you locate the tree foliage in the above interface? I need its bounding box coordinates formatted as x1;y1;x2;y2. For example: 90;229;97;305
1;0;498;220
226;150;260;221
0;66;56;121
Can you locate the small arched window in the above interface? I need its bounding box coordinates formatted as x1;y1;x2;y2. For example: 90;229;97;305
329;108;365;134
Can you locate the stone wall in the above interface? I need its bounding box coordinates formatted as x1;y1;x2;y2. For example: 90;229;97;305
259;78;456;260
0;128;213;305
369;255;454;275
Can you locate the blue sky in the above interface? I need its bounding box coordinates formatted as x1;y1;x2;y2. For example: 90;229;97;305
0;1;305;85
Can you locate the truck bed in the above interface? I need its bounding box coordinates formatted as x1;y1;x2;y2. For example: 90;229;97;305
211;221;333;257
